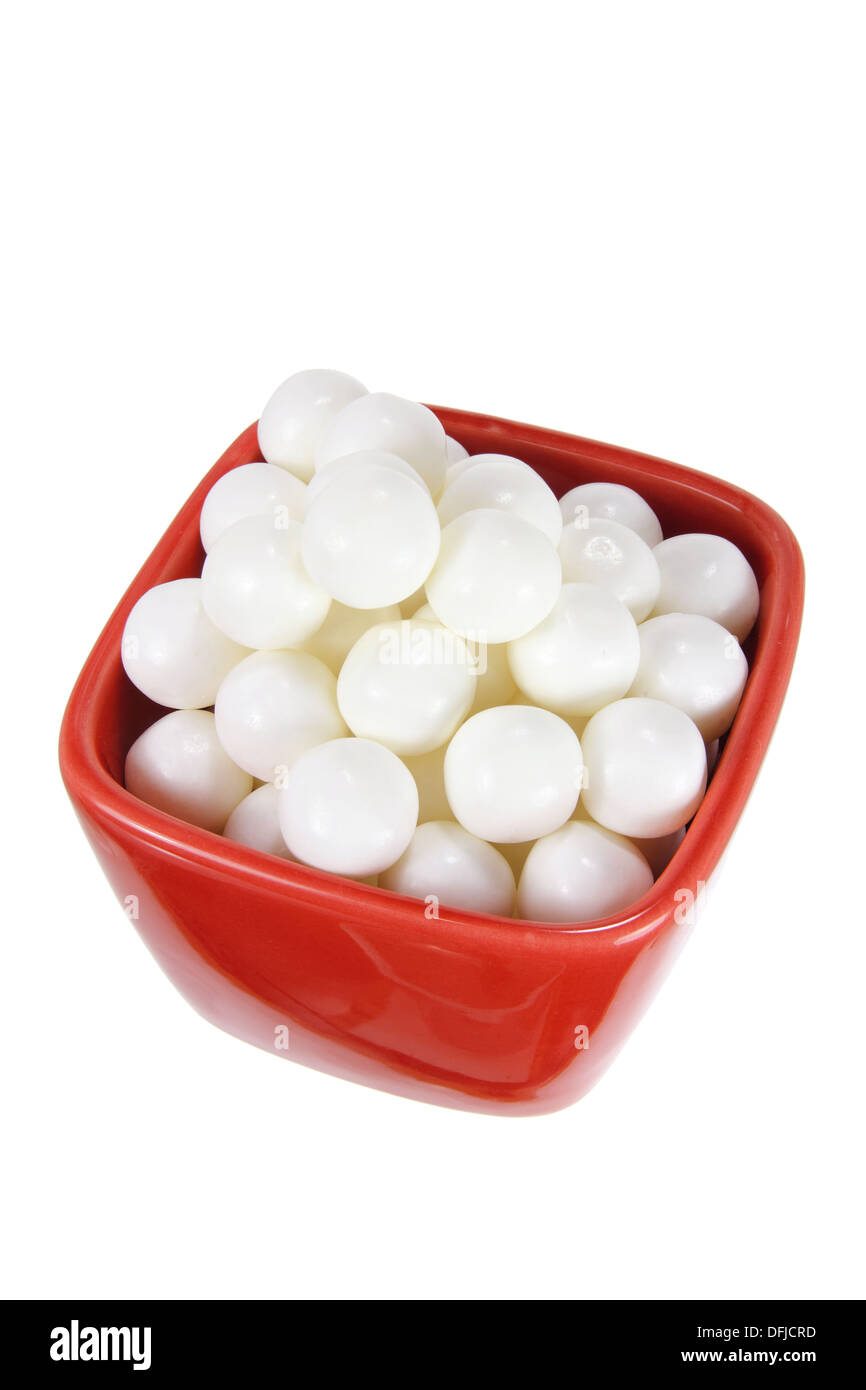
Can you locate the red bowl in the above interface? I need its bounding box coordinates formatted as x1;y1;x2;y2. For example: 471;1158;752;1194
59;408;804;1116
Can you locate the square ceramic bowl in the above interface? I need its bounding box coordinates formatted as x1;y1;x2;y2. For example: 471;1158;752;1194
59;408;804;1116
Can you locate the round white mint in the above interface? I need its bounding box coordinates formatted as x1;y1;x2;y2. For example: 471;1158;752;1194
438;453;562;545
122;578;249;710
425;509;561;643
258;368;367;481
517;820;653;923
200;463;306;552
507;582;639;716
201;514;330;649
629;612;748;740
278;738;419;876
559;516;660;622
214;649;346;783
315;392;448;496
125;709;252;833
302;461;441;608
381;821;515;917
444;704;583;842
337;618;474;756
652;533;760;641
559;481;663;548
581;697;707;838
223;783;296;859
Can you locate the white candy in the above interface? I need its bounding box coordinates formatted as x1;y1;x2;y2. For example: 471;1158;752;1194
122;578;248;710
559;481;663;547
401;746;452;823
199;463;306;552
445;436;469;467
214;649;346;783
652;533;760;641
629;612;748;740
437;453;563;546
125;709;252;833
559;516;660;622
301;599;401;673
507;582;639;716
444;705;583;843
413;603;516;711
304;449;428;510
517;821;653;923
380;821;515;916
337;618;474;756
258;368;367;482
302;460;441;608
581;697;707;838
278;737;419;876
425;509;561;643
315;392;448;496
201;514;330;649
223;783;296;860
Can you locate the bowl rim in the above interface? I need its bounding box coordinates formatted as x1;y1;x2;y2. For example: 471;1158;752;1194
59;406;804;947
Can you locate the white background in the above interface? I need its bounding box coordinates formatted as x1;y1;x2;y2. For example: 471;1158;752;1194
2;1;864;1301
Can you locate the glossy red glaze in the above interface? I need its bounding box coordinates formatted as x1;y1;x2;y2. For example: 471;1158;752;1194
59;409;804;1115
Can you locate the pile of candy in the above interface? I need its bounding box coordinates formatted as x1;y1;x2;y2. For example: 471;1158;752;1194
122;369;758;923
